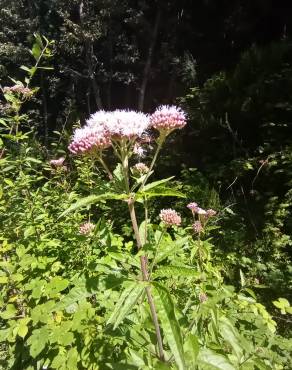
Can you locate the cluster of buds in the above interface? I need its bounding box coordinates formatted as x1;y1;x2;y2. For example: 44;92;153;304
132;162;149;175
68;125;111;155
187;202;216;218
159;209;181;227
192;221;204;234
187;201;217;235
3;85;33;98
79;222;95;235
150;105;186;134
199;292;208;303
49;157;65;168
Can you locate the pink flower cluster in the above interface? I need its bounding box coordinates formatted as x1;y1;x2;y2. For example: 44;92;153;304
69;110;150;155
187;202;217;218
49;157;65;168
87;110;150;140
193;221;203;234
3;85;32;97
68;125;111;155
68;106;187;156
150;105;187;132
159;208;181;226
187;201;217;235
133;162;149;174
79;222;95;235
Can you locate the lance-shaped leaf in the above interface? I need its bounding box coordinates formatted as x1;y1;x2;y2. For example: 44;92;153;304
107;281;145;329
141;177;174;192
198;348;235;370
59;193;127;218
153;265;201;279
137;186;186;200
153;283;186;370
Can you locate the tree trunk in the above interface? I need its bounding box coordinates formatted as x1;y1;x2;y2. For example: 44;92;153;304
138;9;161;111
79;0;103;110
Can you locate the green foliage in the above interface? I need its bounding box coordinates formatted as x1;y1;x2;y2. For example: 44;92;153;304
0;36;292;370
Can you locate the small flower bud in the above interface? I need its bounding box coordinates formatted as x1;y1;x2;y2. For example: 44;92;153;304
49;157;65;168
150;105;187;133
79;222;95;235
133;162;149;175
206;209;217;217
187;202;198;214
192;221;203;234
199;292;208;303
159;209;181;227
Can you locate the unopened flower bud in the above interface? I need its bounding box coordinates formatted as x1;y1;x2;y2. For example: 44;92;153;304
199;292;208;303
187;202;198;213
206;209;217;217
159;209;181;227
79;222;95;235
192;221;203;234
49;157;65;168
133;162;149;175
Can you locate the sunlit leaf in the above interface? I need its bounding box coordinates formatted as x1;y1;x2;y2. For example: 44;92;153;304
153;283;186;370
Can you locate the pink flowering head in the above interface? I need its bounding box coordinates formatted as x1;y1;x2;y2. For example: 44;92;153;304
3;85;32;97
88;110;150;141
159;209;181;227
192;221;203;234
133;162;149;175
79;222;95;235
49;157;65;168
111;110;150;139
187;202;198;213
206;209;217;217
68;125;111;155
150;105;187;134
196;207;207;216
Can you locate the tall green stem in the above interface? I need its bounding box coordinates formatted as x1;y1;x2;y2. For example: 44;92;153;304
122;147;164;361
139;135;165;190
127;200;165;361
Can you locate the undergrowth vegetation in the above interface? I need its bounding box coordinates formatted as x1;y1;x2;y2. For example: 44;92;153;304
0;36;292;370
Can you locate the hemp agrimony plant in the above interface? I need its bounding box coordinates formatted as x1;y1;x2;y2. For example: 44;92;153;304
64;105;187;363
59;106;287;369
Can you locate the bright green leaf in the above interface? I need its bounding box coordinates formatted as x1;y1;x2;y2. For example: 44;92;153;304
153;283;186;370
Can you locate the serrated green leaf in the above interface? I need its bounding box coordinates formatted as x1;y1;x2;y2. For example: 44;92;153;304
0;304;16;319
59;193;127;218
52;278;94;311
0;276;8;284
28;327;49;358
156;236;189;264
137;187;186;199
46;277;69;297
153;283;185;370
153;265;200;279
18;324;28;339
198;348;235;370
184;333;199;365
107;282;144;329
142;177;174;192
219;317;245;360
